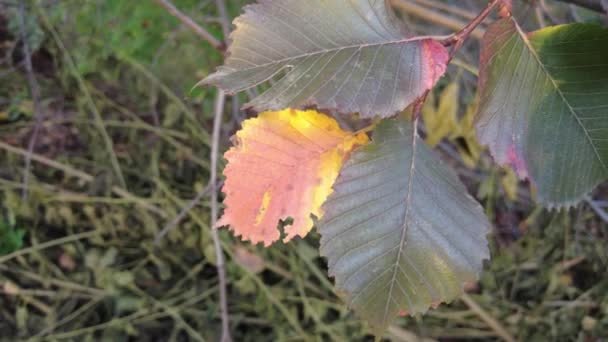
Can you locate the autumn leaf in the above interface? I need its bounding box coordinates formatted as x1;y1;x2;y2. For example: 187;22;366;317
201;0;448;118
423;83;482;168
423;82;460;147
217;109;369;246
476;19;608;206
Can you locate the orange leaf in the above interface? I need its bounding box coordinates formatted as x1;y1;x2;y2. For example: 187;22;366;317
217;109;369;246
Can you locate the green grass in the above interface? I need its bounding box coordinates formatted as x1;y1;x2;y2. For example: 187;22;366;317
0;1;607;341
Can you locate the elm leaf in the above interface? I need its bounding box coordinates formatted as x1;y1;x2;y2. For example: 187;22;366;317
217;109;368;246
201;0;448;118
476;19;608;206
318;118;490;335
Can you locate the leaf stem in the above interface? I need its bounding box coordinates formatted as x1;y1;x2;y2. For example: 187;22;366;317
442;0;505;56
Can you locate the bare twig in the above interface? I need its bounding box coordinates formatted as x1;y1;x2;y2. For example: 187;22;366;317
461;294;516;342
215;0;231;41
211;90;231;342
154;0;225;52
442;0;503;53
17;1;43;202
211;2;232;340
153;181;221;244
586;196;608;223
0;140;166;217
0;231;100;264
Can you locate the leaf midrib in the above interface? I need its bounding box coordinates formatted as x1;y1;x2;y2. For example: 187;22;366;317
224;36;431;74
515;23;608;173
382;122;419;325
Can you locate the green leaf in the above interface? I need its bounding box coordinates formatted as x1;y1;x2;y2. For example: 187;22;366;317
0;221;25;256
476;19;608;206
201;0;449;118
318;118;490;335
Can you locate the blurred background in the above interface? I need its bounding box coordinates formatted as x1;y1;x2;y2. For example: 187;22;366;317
0;0;607;340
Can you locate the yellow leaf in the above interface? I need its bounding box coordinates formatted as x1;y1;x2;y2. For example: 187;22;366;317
218;109;369;246
454;99;483;168
424;83;484;167
423;82;459;147
501;168;519;201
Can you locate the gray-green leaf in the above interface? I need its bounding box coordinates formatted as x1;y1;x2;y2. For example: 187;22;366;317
201;0;449;118
319;118;490;335
476;19;608;206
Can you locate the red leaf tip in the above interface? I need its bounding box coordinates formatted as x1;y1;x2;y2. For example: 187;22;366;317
421;40;449;91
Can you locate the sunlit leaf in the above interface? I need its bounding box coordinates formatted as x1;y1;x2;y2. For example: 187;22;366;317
201;0;449;118
319;118;490;335
476;19;608;206
218;109;369;246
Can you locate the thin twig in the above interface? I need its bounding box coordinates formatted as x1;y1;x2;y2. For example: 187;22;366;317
211;2;232;340
0;140;166;217
154;0;225;52
17;1;43;202
461;294;516;342
153;181;221;244
0;231;100;264
211;90;231;342
215;0;231;41
442;0;503;52
586;196;608;223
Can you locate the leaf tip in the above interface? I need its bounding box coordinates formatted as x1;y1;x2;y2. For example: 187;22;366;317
421;39;449;90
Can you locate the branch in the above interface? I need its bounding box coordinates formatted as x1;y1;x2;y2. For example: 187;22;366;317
154;0;226;52
210;90;232;342
17;1;43;202
154;181;215;244
461;294;516;342
556;0;605;12
442;0;504;51
586;196;608;223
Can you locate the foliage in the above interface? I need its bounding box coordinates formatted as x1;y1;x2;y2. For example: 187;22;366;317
202;0;608;335
218;109;368;245
1;0;607;341
201;0;449;118
0;220;24;256
319;117;490;334
477;19;608;206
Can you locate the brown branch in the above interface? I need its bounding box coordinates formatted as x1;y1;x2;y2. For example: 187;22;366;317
442;0;503;50
154;0;226;52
